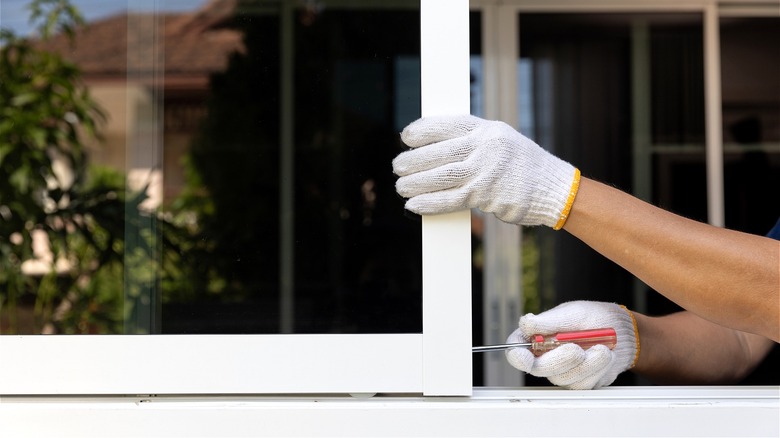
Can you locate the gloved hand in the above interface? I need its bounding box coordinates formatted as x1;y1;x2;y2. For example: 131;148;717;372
505;301;640;390
393;115;580;229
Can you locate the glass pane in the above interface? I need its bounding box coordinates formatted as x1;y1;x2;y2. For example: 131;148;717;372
721;17;780;236
467;9;487;386
0;0;421;335
517;13;704;386
720;16;780;385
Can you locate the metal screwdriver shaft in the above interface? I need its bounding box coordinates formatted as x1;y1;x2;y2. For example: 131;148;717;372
471;342;535;353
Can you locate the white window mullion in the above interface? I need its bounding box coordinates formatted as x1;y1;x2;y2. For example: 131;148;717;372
420;0;473;396
479;2;523;387
704;2;725;227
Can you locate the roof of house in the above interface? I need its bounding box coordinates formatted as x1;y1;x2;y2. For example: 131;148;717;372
37;0;243;86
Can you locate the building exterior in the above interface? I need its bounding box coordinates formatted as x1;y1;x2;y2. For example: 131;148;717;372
39;0;243;204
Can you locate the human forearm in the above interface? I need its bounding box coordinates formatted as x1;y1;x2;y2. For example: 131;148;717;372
563;177;780;342
393;116;779;340
631;311;774;384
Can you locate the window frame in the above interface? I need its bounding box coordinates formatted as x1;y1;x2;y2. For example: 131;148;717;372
0;0;473;397
471;0;778;386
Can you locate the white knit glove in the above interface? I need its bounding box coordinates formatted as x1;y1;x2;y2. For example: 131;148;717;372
393;115;580;228
505;301;640;390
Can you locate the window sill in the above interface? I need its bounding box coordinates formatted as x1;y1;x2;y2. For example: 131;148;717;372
1;386;778;437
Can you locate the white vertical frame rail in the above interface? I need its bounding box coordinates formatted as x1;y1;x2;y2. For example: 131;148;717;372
0;0;473;396
420;0;473;396
479;3;523;387
703;0;725;227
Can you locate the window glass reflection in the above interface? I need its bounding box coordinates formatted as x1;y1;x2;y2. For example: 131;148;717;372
517;13;705;386
721;17;780;237
0;0;421;335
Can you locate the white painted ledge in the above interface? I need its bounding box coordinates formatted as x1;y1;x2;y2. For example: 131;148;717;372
1;387;778;437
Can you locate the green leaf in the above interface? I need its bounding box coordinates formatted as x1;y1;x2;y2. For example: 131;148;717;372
0;144;12;165
30;129;47;149
9;168;30;194
11;93;37;107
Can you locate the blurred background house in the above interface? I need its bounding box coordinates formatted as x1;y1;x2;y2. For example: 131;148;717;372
38;0;243;206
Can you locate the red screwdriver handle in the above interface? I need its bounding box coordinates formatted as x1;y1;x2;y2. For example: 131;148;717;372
530;328;617;357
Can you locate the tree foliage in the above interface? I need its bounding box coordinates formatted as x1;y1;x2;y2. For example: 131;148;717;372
0;0;131;333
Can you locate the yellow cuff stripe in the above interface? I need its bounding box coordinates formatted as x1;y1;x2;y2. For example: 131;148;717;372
620;304;641;369
553;168;581;230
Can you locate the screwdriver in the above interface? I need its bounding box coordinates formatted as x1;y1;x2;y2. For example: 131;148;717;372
472;327;617;356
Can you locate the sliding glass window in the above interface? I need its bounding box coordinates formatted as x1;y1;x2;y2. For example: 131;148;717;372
0;0;422;337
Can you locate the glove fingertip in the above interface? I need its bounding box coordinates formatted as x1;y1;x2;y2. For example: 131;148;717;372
400;126;424;148
554;374;604;390
400;117;441;148
505;327;526;344
518;314;557;337
403;198;424;215
401;115;478;147
578;345;613;373
530;343;585;378
405;190;468;216
505;347;535;373
405;196;453;216
391;154;409;177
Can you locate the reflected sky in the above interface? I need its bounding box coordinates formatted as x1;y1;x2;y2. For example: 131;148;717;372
0;0;203;36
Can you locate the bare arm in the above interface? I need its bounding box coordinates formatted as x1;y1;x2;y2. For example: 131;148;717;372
632;311;775;384
563;177;780;342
